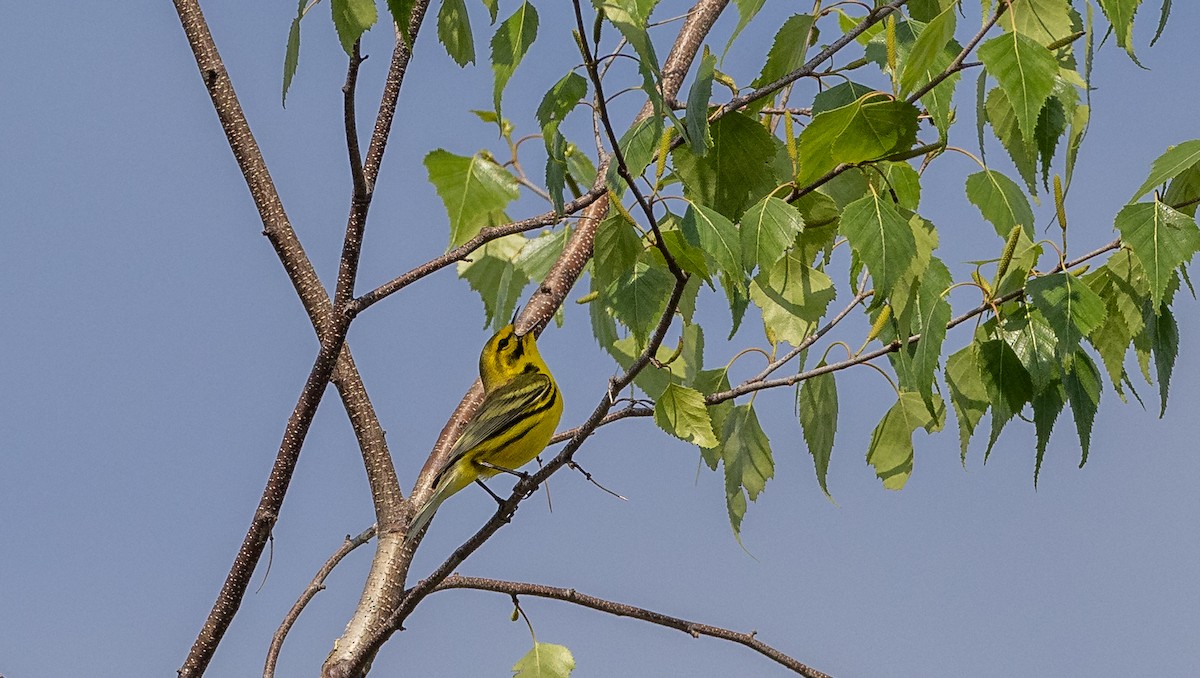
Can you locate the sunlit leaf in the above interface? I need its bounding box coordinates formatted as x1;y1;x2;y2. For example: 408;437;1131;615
866;392;945;490
1027;271;1106;354
673;113;776;219
331;0;377;56
1130;140;1200;202
978;31;1058;145
513;642;575;678
749;251;836;346
740;196;804;274
491;3;538;119
840;192;918;300
965;170;1036;239
655;383;718;448
424;149;519;246
796;95;920;186
946;345;989;460
1114;200;1200;308
437;0;475;66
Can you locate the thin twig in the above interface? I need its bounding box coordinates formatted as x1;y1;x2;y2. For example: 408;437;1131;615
749;290;874;384
906;2;1007;103
707;239;1124;403
572;0;685;280
263;526;377;678
434;575;833;678
348;186;607;316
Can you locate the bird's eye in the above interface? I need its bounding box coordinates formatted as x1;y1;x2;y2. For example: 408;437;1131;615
497;335;511;350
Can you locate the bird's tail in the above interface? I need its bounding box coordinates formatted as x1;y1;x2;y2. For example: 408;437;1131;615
404;486;449;546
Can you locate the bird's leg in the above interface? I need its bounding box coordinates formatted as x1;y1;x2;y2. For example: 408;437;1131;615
474;478;506;506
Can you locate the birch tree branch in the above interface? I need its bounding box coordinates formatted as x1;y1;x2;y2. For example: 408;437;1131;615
434;575;833;678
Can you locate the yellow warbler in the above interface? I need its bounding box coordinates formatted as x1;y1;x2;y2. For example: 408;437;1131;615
406;324;563;544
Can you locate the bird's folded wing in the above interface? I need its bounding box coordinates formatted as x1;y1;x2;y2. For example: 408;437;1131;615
433;371;555;482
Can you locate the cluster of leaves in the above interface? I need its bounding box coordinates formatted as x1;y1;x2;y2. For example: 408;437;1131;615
412;0;1198;543
288;0;1192;540
275;0;1195;674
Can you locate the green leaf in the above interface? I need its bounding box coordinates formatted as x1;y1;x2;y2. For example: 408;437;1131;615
673;113;776;220
282;15;302;107
594;0;662;104
513;642;575;678
683;202;741;283
798;367;838;498
965;170;1036;239
750;14;815;93
715;405;774;540
387;0;418;44
1064;101;1090;187
946;345;990;460
514;231;565;288
424;149;520;246
1063;349;1102;465
684;46;716;155
739;196;804;274
610;334;686;399
866;392;946;490
904;258;953;404
535;73;586;132
1150;0;1172;46
610;116;663;189
656;229;711;285
457;236;529;330
1130;140;1200;202
1162;161;1200;217
810;81;876;115
1148;303;1179;416
999;306;1060;395
331;0;377;56
437;0;475;66
1098;0;1145;62
839;192;918;300
1114;200;1200;308
985;87;1039;194
1027;272;1106;354
543;131;568;216
899;4;956;96
977;31;1059;145
1084;252;1146;393
491;3;539;120
749;251;836;346
876;162;923;212
537;72;588;214
796;95;921;187
608;262;673;345
720;271;750;338
1005;0;1076;45
994;229;1044;297
693;369;733;470
593;215;642;292
1035;93;1068;188
977;338;1034;458
726;0;767;53
1032;379;1067;485
655;384;718;448
481;0;499;24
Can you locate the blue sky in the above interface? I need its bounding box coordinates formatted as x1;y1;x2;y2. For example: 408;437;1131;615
2;2;1197;677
